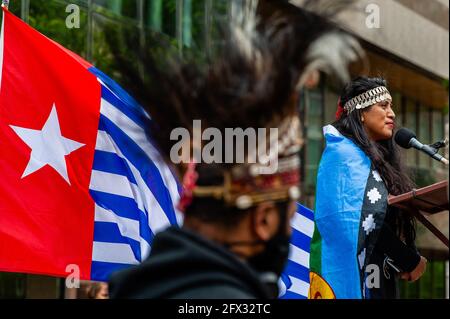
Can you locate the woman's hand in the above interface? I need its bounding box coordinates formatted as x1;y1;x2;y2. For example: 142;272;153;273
399;272;410;280
400;256;427;282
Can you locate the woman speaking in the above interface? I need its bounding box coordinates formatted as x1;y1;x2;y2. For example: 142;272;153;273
309;77;427;299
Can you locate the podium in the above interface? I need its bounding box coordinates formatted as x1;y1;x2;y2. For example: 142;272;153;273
388;180;449;248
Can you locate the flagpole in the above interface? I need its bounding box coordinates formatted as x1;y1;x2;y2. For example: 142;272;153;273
1;0;9;10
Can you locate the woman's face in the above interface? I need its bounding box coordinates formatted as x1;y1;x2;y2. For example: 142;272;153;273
361;98;395;141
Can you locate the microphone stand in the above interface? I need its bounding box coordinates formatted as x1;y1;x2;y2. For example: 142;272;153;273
428;139;449;165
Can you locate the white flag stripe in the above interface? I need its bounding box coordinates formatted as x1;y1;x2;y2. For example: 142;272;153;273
94;204;151;259
175;208;184;226
288;244;310;268
90;170;150;227
129;163;172;234
90;170;136;199
92;242;139;265
95;130;117;153
288;276;310;297
291;213;314;237
94;130;172;233
156;159;181;214
100;98;180;206
100;100;180;210
280;207;315;299
278;280;287;298
97;78;151;120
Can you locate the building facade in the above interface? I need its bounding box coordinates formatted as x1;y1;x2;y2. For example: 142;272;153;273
0;0;448;299
296;0;449;299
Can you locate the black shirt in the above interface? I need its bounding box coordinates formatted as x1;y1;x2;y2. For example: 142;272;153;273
109;226;273;299
368;207;420;299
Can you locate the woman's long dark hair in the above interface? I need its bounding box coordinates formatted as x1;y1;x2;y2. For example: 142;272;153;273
334;76;416;244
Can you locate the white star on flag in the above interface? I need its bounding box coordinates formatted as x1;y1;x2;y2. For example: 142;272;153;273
372;170;382;182
362;214;376;235
358;248;366;269
10;104;85;184
367;187;382;204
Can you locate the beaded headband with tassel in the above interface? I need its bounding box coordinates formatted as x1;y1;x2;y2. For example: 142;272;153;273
343;86;392;114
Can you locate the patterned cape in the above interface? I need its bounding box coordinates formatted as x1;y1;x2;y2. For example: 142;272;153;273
309;125;388;299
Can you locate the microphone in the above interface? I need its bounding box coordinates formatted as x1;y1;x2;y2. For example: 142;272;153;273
394;128;449;165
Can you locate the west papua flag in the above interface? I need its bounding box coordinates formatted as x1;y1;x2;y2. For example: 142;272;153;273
0;8;181;280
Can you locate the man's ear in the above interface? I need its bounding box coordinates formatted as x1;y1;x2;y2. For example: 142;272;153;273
251;202;280;241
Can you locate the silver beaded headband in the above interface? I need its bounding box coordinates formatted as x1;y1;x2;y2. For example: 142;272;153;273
344;86;392;114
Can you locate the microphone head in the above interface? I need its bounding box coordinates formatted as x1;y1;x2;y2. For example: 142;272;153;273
394;128;416;149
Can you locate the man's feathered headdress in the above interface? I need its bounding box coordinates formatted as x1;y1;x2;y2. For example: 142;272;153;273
106;0;363;209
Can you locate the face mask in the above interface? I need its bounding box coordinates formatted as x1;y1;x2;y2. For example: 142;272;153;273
223;204;291;288
245;225;291;278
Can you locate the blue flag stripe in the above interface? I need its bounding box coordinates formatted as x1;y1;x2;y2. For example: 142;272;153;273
290;228;312;253
91;261;137;282
298;204;314;220
279;203;314;299
89;67;151;127
100;83;151;131
97;115;178;226
98;96;181;203
93;129;172;230
89;190;154;246
285;259;310;280
93;221;142;262
281;291;308;300
88;70;180;281
94;129;181;229
92;150;137;184
90;190;142;221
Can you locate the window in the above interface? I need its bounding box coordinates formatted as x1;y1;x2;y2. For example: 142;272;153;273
404;98;418;167
324;85;339;124
392;92;403;127
28;0;88;58
431;110;445;170
145;0;163;31
418;105;431;168
400;260;447;299
93;0;138;19
0;273;26;299
301;84;325;201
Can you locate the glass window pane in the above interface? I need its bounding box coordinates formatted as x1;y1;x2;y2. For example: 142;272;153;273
146;0;163;31
94;0;138;19
392;92;402;127
190;0;206;50
324;86;339;124
0;273;26;299
28;0;88;58
404;99;418;167
181;0;192;47
431;110;444;169
91;13;140;84
418;106;431;168
304;88;324;194
162;0;177;38
395;93;409;163
305;139;321;188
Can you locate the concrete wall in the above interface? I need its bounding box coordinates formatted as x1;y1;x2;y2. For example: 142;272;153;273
291;0;449;80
